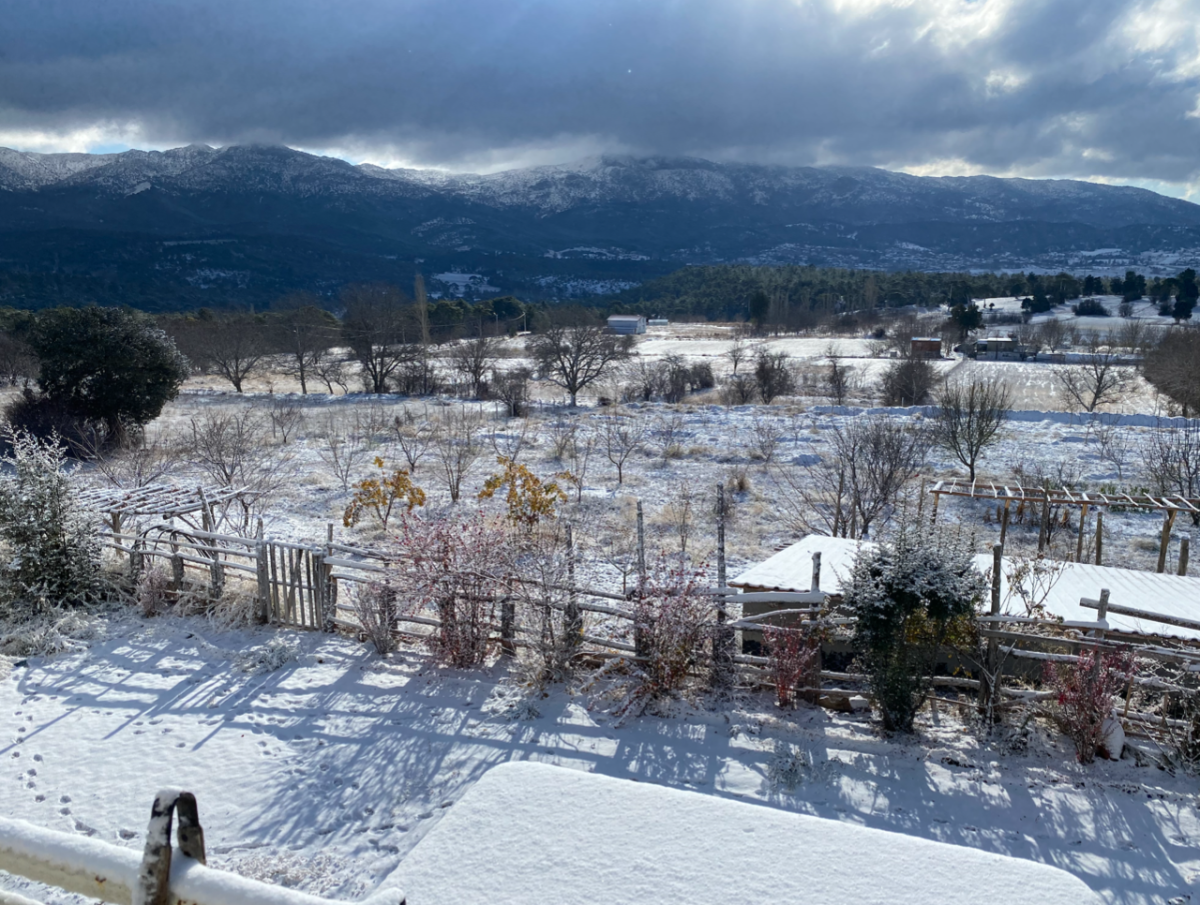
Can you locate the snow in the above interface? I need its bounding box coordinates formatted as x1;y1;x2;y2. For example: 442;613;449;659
732;535;1200;641
390;761;1101;905
0;615;1197;904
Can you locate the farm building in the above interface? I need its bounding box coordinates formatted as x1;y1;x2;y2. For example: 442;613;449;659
731;534;1200;643
910;337;943;359
606;314;647;335
973;336;1023;360
647;317;669;326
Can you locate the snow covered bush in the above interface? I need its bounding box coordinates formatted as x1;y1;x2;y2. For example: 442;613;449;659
626;559;714;708
0;430;100;615
237;636;300;674
135;563;173;617
845;522;985;732
763;624;820;709
354;580;398;655
1044;648;1137;764
395;512;505;668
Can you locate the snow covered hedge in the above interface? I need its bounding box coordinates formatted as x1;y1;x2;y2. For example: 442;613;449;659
844;521;986;732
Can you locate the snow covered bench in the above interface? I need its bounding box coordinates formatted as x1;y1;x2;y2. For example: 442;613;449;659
389;761;1101;905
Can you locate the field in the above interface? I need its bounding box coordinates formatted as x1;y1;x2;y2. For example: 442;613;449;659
1;316;1198;904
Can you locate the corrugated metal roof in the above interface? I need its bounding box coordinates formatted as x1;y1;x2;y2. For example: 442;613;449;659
731;535;1200;641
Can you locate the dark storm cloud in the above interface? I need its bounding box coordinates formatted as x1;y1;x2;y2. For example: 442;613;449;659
2;0;1199;184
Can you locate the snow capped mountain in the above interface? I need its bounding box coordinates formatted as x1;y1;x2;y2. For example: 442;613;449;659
0;143;1198;307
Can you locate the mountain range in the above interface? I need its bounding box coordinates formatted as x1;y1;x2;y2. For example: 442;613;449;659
1;144;1199;309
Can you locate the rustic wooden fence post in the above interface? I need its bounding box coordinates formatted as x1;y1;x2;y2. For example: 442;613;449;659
499;591;516;658
255;541;270;623
982;542;1004;720
129;538;144;582
1075;503;1089;563
634;500;648;660
811;551;821;592
1094;510;1104;565
1037;490;1050;554
170;546;185;593
999;498;1011;547
563;522;582;662
711;484;734;690
1180;536;1191;577
1157;509;1177;574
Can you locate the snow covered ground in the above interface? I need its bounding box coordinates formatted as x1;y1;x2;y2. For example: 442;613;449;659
3;320;1198;904
0;615;1195;905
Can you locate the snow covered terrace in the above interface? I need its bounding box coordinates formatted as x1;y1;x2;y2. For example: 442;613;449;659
732;535;1200;642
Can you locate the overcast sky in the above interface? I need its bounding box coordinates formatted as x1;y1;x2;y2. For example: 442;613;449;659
3;0;1199;200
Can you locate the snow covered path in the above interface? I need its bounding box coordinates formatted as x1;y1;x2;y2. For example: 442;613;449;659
0;616;1197;904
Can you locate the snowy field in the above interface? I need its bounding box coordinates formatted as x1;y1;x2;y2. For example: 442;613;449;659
2;319;1198;904
0;616;1197;905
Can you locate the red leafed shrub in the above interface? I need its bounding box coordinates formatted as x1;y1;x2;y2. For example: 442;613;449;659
627;560;714;707
763;625;820;708
1044;648;1137;764
395;512;507;668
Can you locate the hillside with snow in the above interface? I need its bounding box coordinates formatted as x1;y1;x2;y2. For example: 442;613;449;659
2;146;1200;307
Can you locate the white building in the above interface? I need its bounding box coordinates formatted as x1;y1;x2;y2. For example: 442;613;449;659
606;314;647;335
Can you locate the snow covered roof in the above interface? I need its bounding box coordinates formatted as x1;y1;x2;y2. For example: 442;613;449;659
732;535;1200;642
390;761;1101;905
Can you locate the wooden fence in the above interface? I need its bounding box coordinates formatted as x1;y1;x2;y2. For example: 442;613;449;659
96;496;1200;748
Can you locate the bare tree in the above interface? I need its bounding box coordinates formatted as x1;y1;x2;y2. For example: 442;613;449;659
80;434;176;488
1055;335;1133;412
527;318;633;407
721;373;759;405
267;399;304;444
341;282;416;394
271;294;336;394
393;415;433;473
773;416;931;539
601;413;647;485
662;482;695;557
1143;328;1200;416
1036;319;1070;353
311;354;351;395
825;346;854;405
880;357;937;406
315;414;372;492
448;335;499;399
564;424;598;503
187;409;294;530
753;350;795;403
933;377;1012;481
725;335;749;375
1094;422;1135;480
432;409;484;502
195;315;270;393
1144;420;1200;525
748;412;785;464
492;366;532;417
654;410;687;463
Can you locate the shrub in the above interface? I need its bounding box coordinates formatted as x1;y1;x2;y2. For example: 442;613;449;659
25;306;188;447
1072;299;1110;317
478;456;570;531
627;560;714;708
879;357;936;406
343;458;426;529
135;564;173;617
396;512;506;668
1044;648;1136;764
0;431;100;615
763;625;820;708
844;522;984;732
354;580;399;655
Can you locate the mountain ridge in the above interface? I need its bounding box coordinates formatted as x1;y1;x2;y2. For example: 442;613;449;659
0;144;1198;309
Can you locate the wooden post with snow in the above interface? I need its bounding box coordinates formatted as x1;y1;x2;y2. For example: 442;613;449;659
1157;509;1177;574
564;522;582;658
990;544;1002;615
1180;536;1191;577
1037;490;1050;554
634;500;648;660
711;485;734;690
1094;510;1104;565
999;499;1011;547
1075;503;1089;563
811;551;821;593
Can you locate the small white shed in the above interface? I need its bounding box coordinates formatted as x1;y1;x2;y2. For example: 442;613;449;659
606;314;646;335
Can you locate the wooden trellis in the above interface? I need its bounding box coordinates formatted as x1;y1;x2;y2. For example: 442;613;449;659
79;483;251;533
926;479;1198;572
